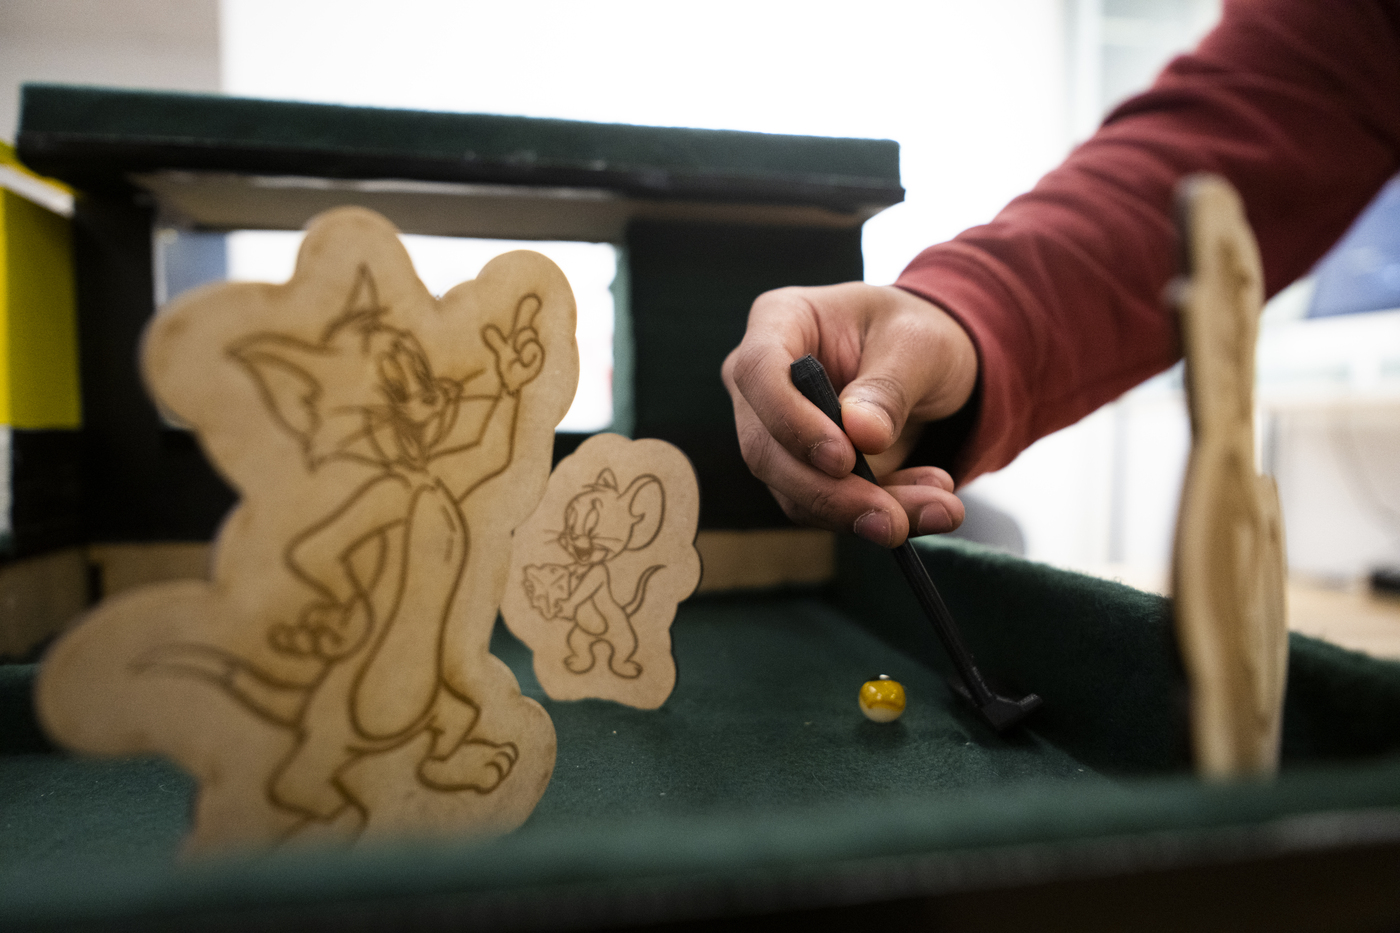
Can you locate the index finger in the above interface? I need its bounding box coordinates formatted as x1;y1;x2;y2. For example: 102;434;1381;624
722;294;856;479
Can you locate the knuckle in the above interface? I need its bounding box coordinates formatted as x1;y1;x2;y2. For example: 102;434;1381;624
802;484;841;523
727;346;771;397
720;349;738;386
777;495;811;527
736;421;775;478
778;499;810;526
751;285;804;310
748;286;821;332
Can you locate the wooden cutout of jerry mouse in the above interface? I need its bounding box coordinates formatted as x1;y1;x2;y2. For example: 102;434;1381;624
502;433;701;710
37;207;578;852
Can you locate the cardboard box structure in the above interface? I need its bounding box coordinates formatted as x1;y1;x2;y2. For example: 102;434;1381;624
3;86;1400;930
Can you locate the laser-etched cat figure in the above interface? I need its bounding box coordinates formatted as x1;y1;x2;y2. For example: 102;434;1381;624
38;207;575;851
138;267;539;835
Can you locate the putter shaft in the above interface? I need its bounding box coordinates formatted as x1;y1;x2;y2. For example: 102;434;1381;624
789;355;1039;729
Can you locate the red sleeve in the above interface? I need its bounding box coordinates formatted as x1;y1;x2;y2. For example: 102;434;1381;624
896;0;1400;484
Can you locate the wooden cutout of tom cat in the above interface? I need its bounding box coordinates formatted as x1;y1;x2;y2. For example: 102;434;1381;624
36;206;578;851
1172;174;1288;779
501;433;700;709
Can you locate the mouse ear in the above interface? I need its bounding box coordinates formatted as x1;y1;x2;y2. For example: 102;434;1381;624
623;474;665;550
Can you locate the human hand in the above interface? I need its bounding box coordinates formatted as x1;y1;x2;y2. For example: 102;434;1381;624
721;282;977;547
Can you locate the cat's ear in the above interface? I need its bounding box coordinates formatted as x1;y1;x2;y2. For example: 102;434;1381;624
228;335;326;445
623;475;665;551
593;468;619;491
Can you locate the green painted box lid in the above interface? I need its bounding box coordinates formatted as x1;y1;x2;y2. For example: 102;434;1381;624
16;84;903;217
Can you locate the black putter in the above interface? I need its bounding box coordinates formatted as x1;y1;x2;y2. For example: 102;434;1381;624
790;354;1042;732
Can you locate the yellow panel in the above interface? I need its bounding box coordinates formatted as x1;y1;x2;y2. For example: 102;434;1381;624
2;190;81;429
0;193;9;426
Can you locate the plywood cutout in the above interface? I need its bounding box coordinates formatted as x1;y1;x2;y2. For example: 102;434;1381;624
1171;174;1289;779
36;207;579;851
501;434;700;709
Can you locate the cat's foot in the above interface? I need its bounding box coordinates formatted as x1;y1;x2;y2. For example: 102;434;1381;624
609;659;642;679
282;803;367;847
426;691;481;759
418;741;518;793
564;650;596;674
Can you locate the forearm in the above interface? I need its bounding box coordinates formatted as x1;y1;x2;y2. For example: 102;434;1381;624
898;0;1400;483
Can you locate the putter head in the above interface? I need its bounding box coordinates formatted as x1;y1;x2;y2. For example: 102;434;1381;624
951;682;1043;732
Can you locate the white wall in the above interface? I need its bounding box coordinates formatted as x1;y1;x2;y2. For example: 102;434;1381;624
218;0;1082;439
1259;307;1400;581
219;0;1076;286
962;0;1219;580
0;0;221;143
1272;408;1400;581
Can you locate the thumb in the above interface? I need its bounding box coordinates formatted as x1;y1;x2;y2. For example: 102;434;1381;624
837;297;976;456
839;370;913;457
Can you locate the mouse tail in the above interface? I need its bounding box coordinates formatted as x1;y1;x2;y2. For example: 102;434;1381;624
623;564;665;616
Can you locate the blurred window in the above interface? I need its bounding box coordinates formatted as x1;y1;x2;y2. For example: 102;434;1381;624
155;228;616;432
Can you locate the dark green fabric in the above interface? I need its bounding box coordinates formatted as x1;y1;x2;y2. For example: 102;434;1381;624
5;753;1400;932
510;596;1102;826
1;598;1102;875
625;220;865;529
5;551;1400;929
17;85;902;212
835;535;1400;773
1281;633;1400;760
835;535;1190;772
628;222;864;436
0;755;191;874
0;664;49;752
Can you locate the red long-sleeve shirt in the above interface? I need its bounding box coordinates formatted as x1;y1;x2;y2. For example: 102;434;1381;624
896;0;1400;484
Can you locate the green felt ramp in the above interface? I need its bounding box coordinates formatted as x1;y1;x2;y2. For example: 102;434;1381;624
515;597;1104;827
3;542;1400;930
0;597;1105;877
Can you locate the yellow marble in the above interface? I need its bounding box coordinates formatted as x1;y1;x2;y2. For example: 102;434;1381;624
858;675;906;723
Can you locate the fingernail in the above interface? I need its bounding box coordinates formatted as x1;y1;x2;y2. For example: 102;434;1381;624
843;398;894;435
809;439;846;477
854;509;893;546
915;502;954;536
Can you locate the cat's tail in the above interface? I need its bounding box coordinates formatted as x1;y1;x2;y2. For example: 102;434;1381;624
132;643;310;728
623;565;665;617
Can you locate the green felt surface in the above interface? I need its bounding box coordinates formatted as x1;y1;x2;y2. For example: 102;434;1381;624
515;596;1104;827
0;596;1104;876
17;85;902;212
840;536;1400;770
838;535;1190;772
3;543;1400;929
